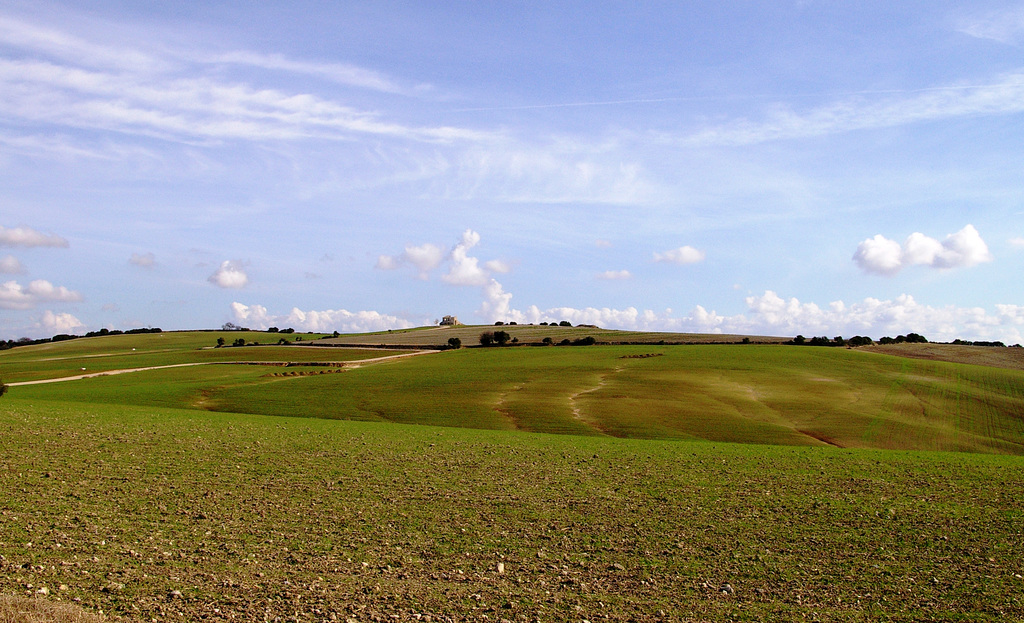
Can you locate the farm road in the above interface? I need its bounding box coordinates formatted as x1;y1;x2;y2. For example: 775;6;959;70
7;349;438;386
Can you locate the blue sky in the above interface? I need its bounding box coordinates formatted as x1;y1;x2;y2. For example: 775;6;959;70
2;1;1024;342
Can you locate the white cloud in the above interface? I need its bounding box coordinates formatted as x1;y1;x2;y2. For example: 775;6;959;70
0;225;68;248
129;252;156;268
1010;237;1024;248
653;246;705;265
230;302;421;333
376;242;445;278
378;231;512;305
208;260;249;289
0;255;25;274
852;234;903;276
484;259;512;274
478;279;517;322
597;270;632;280
471;283;1024;344
854;225;993;275
0;279;82;310
442;229;489;286
39;309;83;332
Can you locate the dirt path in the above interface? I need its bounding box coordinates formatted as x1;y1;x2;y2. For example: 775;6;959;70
8;350;439;386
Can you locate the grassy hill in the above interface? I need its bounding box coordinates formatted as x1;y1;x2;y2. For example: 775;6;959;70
3;330;1023;454
2;329;1023;621
314;323;790;347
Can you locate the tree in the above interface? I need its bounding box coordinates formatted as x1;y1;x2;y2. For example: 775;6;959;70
559;321;572;327
793;335;806;345
493;330;511;346
447;337;462;349
542;337;554;345
479;332;494;346
232;338;246;347
216;337;226;347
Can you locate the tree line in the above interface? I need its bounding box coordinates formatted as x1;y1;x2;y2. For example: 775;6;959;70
0;327;162;351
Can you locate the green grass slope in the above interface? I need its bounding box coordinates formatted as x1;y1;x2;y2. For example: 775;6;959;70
1;401;1021;621
5;334;1024;454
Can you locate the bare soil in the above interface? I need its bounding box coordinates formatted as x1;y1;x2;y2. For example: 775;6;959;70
864;343;1024;371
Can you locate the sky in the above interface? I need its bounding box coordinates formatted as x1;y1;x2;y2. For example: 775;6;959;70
2;1;1024;343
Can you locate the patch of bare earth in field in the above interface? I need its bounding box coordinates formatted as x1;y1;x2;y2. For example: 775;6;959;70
864;343;1024;371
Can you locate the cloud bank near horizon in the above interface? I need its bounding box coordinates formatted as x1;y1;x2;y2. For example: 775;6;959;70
229;289;1024;345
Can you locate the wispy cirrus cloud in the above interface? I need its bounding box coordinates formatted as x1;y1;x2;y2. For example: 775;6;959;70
957;7;1024;44
684;73;1024;146
0;58;485;144
208;51;423;95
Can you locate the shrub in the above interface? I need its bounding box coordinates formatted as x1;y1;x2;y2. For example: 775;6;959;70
447;337;462;349
493;330;511;346
479;332;494;346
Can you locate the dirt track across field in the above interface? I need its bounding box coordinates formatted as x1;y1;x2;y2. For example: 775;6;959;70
7;350;439;386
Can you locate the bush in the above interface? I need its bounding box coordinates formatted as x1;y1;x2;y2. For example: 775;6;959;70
559;321;572;327
447;337;462;349
542;337;553;345
479;332;494;347
493;330;511;346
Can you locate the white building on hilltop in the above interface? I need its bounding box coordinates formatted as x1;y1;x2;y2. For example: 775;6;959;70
440;315;459;326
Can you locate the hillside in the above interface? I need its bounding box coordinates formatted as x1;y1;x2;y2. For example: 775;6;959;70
3;330;1024;454
310;324;791;347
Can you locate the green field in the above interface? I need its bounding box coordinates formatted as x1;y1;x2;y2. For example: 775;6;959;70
1;401;1022;621
2;330;1023;620
4;331;1024;454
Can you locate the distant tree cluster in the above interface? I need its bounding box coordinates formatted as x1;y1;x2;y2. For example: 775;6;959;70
1;327;162;351
877;333;928;345
221;322;250;331
951;339;1017;348
542;336;596;346
788;335;877;347
479;330;511;346
538;321;573;327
